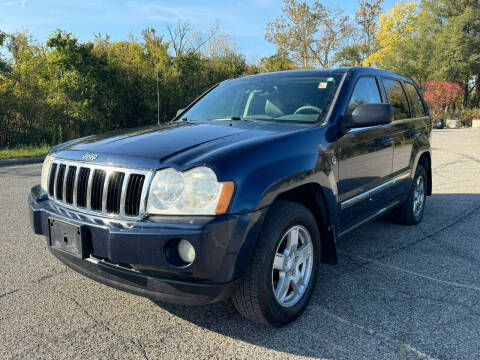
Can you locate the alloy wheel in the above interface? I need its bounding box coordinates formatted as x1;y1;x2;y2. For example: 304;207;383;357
271;225;314;307
413;175;425;217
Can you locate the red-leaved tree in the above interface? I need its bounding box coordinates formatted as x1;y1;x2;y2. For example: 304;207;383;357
422;81;463;113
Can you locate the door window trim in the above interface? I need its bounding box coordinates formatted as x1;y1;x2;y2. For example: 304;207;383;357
380;76;412;121
344;75;388;133
403;81;428;118
345;75;384;116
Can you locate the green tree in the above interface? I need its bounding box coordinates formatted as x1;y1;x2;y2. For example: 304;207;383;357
337;0;383;66
265;0;353;69
365;2;422;68
0;31;10;75
333;44;364;66
421;0;480;106
356;0;383;59
260;50;298;72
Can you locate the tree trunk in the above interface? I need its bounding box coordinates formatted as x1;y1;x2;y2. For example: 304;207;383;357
463;81;469;108
475;74;480;108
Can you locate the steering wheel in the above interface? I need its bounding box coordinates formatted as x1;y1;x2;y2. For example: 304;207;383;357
294;105;322;115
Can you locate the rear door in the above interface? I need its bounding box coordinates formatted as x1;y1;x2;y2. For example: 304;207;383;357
388;80;429;199
337;76;394;230
381;78;413;177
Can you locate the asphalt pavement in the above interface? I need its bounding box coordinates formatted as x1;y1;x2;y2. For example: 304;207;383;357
1;129;480;360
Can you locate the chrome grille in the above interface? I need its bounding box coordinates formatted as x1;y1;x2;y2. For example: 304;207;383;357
65;166;76;204
106;172;125;214
48;163;57;196
91;169;106;211
76;167;90;208
55;164;66;201
47;159;154;219
125;174;145;216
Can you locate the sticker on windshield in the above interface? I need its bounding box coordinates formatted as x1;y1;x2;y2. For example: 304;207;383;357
318;82;328;89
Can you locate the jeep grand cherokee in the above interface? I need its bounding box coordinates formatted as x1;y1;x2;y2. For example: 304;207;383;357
29;67;432;326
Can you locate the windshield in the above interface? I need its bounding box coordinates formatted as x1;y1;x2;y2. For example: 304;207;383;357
180;74;343;124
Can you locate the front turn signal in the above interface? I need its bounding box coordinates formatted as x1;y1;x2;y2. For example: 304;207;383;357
215;182;235;215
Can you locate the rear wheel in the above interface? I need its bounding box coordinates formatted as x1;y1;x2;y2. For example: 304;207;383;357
232;201;320;326
393;164;427;225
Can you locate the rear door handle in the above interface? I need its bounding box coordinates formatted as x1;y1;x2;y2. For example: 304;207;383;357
380;136;394;146
410;129;421;137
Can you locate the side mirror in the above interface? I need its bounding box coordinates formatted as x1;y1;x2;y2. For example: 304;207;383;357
176;108;185;117
342;103;393;131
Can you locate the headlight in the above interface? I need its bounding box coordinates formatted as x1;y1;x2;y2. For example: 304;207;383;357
40;154;54;192
148;168;185;210
146;167;234;215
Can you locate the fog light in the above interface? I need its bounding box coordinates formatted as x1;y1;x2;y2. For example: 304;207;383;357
178;239;195;264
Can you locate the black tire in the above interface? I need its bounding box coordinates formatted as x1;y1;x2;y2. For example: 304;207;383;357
232;201;321;326
392;164;427;225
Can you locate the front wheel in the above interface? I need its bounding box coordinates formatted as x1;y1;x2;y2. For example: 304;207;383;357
232;201;321;326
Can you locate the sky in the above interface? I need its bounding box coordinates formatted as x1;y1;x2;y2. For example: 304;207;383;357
0;0;396;61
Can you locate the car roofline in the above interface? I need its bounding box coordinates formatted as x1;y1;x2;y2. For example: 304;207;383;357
225;67;413;84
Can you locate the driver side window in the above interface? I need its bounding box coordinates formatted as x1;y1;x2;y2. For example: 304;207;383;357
347;77;381;114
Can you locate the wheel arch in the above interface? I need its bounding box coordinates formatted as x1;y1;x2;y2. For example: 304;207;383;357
416;150;432;196
273;183;338;265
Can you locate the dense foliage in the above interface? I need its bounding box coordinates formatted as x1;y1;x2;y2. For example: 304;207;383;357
0;27;253;147
267;0;480;121
423;81;463;113
1;0;480;148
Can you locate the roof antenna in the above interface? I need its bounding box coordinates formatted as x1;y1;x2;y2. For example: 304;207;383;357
156;64;160;125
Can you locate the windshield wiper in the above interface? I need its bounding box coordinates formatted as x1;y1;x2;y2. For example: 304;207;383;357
169;117;189;123
210;117;251;122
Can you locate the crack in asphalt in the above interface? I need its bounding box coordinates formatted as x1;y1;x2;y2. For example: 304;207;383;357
397;288;480;327
0;269;68;299
0;288;21;299
454;152;480;165
326;197;480;283
356;262;480;320
374;201;480;262
339;250;480;293
309;304;439;360
55;289;151;360
397;321;415;360
432;161;471;180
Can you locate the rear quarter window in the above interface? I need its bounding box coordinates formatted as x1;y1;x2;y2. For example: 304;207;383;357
382;78;410;120
404;82;427;117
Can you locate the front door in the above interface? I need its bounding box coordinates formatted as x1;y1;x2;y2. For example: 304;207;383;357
337;76;394;230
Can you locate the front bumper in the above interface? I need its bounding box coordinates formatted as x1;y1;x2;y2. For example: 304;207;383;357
48;247;239;305
29;185;266;305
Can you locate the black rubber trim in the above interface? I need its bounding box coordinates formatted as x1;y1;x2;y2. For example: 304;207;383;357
49;247;239;305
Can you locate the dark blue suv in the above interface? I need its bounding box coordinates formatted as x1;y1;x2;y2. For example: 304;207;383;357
29;67;432;326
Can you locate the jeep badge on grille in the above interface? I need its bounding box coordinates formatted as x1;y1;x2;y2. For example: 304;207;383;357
82;152;98;161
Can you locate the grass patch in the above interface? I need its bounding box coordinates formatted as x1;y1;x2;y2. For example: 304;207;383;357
0;145;50;160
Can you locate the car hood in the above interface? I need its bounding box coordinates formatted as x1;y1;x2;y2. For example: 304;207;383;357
52;120;311;169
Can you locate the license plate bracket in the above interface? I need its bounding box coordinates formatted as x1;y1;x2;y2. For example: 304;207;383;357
48;218;87;259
